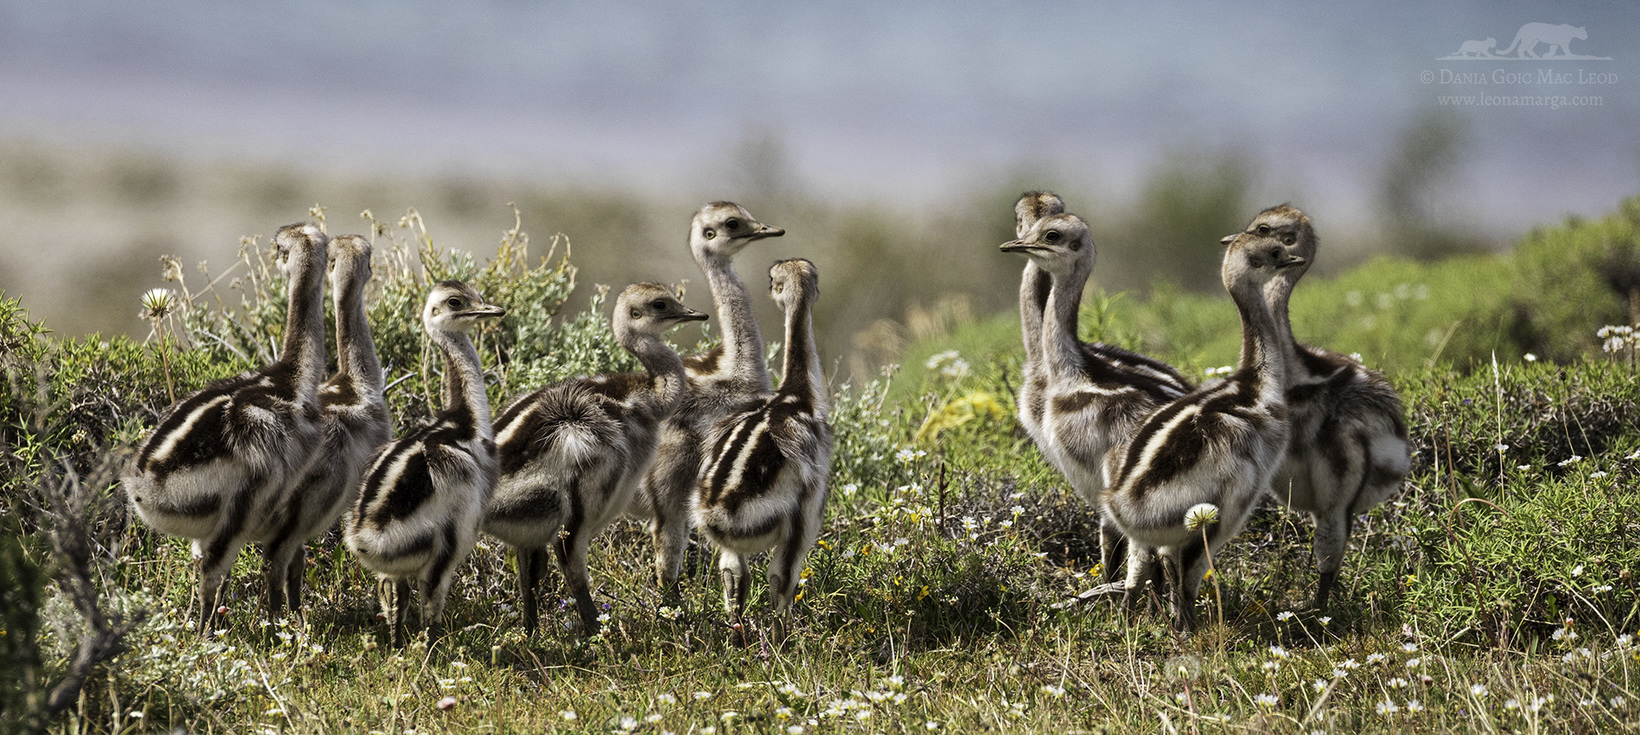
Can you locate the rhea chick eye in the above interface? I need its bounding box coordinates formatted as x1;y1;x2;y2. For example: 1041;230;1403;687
446;297;462;308
1256;224;1272;235
1044;231;1061;243
650;300;666;310
724;218;740;230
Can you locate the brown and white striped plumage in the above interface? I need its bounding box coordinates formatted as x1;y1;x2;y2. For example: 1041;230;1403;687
695;258;832;619
345;281;504;646
265;234;392;618
1103;237;1305;632
1227;205;1410;611
123;223;329;635
486;284;707;634
1002;210;1193;588
634;202;784;595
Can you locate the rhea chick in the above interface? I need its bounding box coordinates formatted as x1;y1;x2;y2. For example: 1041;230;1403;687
1011;191;1192;451
634;202;784;596
124;223;329;635
487;283;707;634
264;234;393;618
1225;205;1410;611
1001;211;1192;591
1103;235;1305;633
695;258;833;624
346;281;505;646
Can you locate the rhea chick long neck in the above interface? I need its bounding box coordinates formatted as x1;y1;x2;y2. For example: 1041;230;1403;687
329;235;385;396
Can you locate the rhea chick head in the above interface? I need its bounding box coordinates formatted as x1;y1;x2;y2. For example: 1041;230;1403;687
423;281;506;333
689;201;784;260
273;222;328;277
614;282;709;337
1222;237;1307;293
768;258;819;311
1222;205;1316;278
999;212;1094;278
1013;190;1066;239
327;234;373;281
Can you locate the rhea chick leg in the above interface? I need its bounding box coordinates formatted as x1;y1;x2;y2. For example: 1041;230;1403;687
1312;510;1351;612
553;518;601;635
517;546;549;633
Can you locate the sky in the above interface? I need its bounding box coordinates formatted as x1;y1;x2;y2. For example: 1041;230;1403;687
0;0;1635;233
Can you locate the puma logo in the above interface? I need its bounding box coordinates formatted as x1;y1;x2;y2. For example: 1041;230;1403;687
1438;22;1609;61
1497;22;1586;58
1451;37;1496;57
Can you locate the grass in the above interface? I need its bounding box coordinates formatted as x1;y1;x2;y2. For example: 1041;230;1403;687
4;204;1640;733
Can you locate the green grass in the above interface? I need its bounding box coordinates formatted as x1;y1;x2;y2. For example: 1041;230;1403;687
4;204;1640;733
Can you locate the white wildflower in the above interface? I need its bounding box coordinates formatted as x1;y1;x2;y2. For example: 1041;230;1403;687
1183;503;1219;532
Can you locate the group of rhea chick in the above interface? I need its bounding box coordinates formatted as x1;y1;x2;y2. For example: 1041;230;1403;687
124;203;829;645
1007;192;1409;632
122;192;1409;645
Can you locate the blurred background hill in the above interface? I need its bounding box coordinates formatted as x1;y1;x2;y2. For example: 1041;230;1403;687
0;1;1636;379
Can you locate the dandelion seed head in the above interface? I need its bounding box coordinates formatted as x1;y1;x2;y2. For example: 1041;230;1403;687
1184;503;1220;531
141;288;178;320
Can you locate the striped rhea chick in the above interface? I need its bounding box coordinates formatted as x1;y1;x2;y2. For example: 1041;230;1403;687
1225;205;1410;611
486;284;707;635
346;281;505;646
1102;235;1306;633
1012;190;1065;449
1011;191;1194;449
268;234;393;617
635;202;784;595
1001;211;1192;589
695;258;832;621
123;223;329;635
